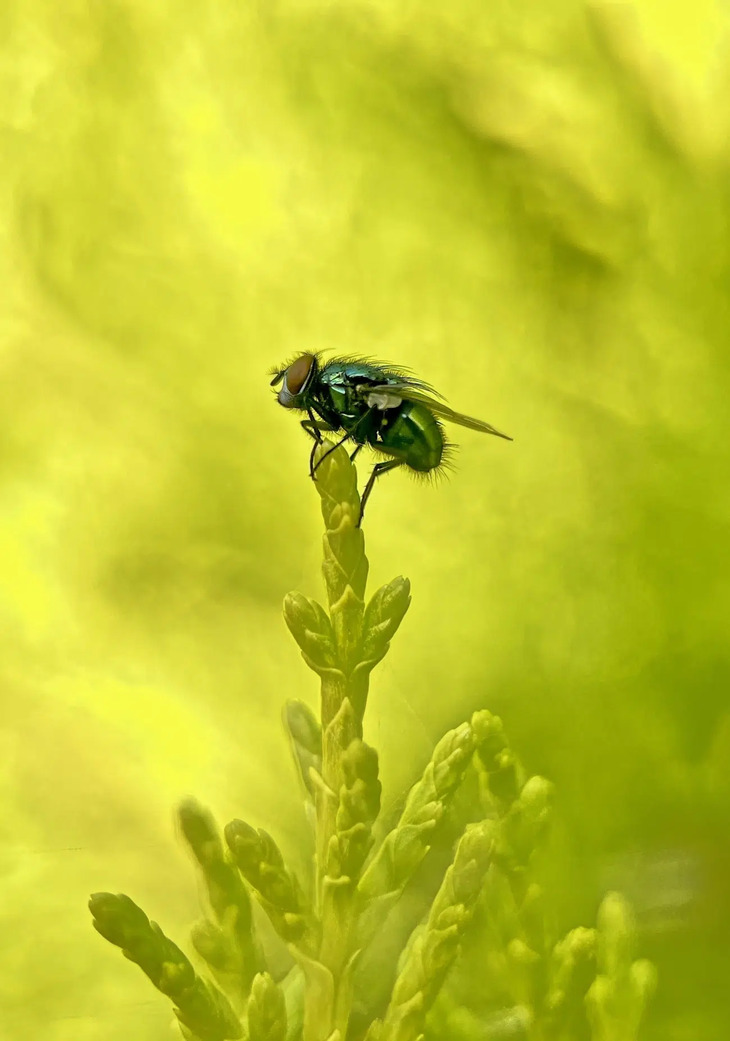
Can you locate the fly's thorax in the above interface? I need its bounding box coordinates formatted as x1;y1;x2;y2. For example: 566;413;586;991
315;379;371;431
379;401;444;472
325;382;349;416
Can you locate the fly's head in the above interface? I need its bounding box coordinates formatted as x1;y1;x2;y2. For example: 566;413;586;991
270;353;319;409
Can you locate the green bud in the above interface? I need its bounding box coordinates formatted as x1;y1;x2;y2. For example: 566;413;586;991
489;748;520;804
519;775;554;818
631;958;658;1003
284;699;323;800
190;918;234;972
587;895;657;1041
172;976;244;1040
471;711;509;767
89;892;148;948
225;821;309;945
431;724;476;797
326;740;381;886
507;938;540;967
284;699;322;755
495;775;554;876
90;893;193;993
283;592;338;675
597;891;636;976
178;799;222;866
89;893;243;1039
312;440;360;510
342;738;379;788
247;972;287;1041
177;800;255;943
359;576;412;667
363;1020;383;1041
549;925;598;1012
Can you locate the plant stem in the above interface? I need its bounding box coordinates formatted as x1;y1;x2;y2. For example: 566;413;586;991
285;443;410;1041
311;443;369;1039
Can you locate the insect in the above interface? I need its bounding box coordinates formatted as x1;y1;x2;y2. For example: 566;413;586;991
270;352;512;523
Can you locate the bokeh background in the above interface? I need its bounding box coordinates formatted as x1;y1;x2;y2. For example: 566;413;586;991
2;1;729;1038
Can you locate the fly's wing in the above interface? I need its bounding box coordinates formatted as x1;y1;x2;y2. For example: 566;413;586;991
359;383;513;441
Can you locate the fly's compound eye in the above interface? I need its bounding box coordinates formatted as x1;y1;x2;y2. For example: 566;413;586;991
277;353;316;408
285;354;315;395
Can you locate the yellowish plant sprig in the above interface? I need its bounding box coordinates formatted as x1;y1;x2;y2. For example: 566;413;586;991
283;582;348;917
490;778;554;1015
356;720;476;946
284;699;323;802
468;716;657;1041
308;443;409;787
585;893;657;1041
471;712;558;1024
333;739;381;878
471;710;523;810
88;892;243;1040
472;709;553;913
284;447;402;885
359;712;534;1028
318;738;382;997
543;926;598;1039
224;820;313;950
247;972;288;1041
493;776;554;898
308;443;369;887
371;820;496;1041
178;799;264;999
280;443;411;1041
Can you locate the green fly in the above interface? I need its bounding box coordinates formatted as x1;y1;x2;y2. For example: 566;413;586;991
270;352;512;523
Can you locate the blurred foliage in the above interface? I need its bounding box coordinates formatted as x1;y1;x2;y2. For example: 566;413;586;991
1;0;729;1038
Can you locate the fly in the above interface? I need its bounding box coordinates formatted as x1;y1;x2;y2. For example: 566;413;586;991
270;352;512;523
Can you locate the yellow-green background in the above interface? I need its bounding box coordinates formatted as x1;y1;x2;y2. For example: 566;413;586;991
2;1;728;1038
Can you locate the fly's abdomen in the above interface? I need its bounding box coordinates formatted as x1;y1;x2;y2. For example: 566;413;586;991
379;402;444;472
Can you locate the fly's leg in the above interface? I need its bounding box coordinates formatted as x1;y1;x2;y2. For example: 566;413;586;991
301;414;336;479
311;430;354;476
311;409;374;478
358;459;403;526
